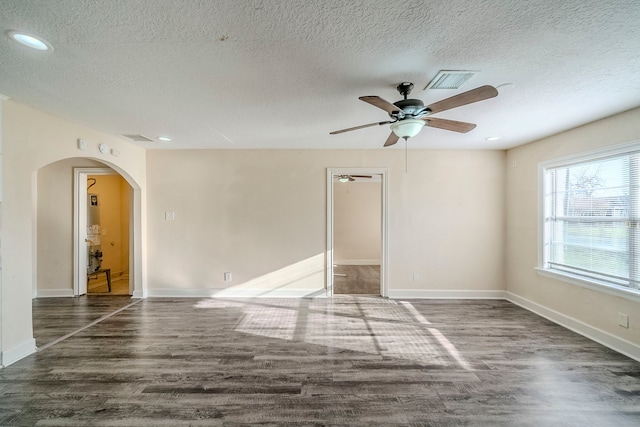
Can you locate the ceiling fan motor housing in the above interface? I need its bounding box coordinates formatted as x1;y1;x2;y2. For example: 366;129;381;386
392;99;429;119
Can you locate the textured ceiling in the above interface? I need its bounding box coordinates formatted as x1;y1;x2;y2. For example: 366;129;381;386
1;0;639;150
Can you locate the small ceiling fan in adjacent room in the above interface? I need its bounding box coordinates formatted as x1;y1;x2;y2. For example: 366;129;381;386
330;82;498;147
335;174;373;183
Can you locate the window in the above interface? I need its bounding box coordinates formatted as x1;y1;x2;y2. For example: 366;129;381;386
539;142;640;296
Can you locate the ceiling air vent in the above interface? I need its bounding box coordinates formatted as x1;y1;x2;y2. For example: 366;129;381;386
121;134;154;142
424;70;477;90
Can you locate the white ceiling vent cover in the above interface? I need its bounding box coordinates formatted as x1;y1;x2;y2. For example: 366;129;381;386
121;134;154;142
424;70;477;90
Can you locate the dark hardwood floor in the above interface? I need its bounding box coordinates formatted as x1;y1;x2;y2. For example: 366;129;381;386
1;297;638;426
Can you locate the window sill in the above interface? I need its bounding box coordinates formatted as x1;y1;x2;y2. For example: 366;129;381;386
535;268;640;303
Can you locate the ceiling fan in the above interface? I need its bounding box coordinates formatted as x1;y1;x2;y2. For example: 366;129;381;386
330;82;498;147
336;174;373;182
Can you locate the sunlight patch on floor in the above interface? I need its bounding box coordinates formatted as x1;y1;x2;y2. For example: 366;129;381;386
194;297;473;369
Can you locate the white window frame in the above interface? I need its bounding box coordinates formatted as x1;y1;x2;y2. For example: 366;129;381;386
537;140;640;303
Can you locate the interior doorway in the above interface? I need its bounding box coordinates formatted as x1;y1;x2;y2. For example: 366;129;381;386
74;168;132;296
326;168;388;297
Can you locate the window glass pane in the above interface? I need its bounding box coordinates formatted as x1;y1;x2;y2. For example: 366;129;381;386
543;149;639;291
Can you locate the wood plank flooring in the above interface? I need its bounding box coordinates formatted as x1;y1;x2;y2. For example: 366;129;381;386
1;297;639;426
88;277;130;296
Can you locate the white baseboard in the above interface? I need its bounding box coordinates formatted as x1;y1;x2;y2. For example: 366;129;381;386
1;338;36;367
505;291;640;362
131;288;146;299
388;289;507;299
36;289;74;298
148;288;328;298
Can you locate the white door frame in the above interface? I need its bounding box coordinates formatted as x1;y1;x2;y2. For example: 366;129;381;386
326;167;388;297
73;167;129;296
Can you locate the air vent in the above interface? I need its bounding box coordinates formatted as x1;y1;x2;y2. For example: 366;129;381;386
121;134;154;142
424;70;477;90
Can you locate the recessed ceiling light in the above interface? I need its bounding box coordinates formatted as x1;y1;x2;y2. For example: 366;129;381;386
158;136;172;142
6;30;52;51
485;136;501;141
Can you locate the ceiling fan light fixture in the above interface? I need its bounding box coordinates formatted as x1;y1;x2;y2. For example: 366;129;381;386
391;119;425;139
338;176;350;183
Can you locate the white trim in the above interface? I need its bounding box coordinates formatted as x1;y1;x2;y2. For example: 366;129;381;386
506;291;640;362
131;289;146;299
536;268;640;303
326;167;388;298
37;289;74;298
147;288;328;298
388;289;507;299
74;167;118;296
1;338;36;367
326;170;334;297
73;167;135;297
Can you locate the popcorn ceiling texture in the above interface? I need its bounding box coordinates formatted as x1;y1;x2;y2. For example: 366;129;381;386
0;0;639;150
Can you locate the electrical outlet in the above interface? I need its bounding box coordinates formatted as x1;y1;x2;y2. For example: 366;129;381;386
617;312;629;328
413;273;420;282
224;272;232;282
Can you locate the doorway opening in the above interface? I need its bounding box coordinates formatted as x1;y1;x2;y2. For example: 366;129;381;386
74;167;133;296
326;168;388;297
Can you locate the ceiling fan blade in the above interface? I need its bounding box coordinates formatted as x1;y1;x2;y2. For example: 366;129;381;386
383;132;399;147
423;117;477;133
330;120;392;135
359;96;401;115
425;85;498;114
349;175;372;178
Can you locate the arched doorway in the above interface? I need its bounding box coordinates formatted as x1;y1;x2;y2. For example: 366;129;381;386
34;157;143;298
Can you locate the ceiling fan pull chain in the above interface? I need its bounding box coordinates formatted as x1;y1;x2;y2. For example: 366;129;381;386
405;138;409;173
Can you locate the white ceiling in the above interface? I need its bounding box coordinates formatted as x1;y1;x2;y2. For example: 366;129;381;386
1;0;639;150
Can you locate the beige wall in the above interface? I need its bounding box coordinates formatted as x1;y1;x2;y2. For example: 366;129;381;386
333;180;381;263
505;107;640;347
1;100;146;364
146;149;506;295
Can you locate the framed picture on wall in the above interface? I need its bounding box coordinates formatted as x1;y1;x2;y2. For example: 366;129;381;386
90;194;98;206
